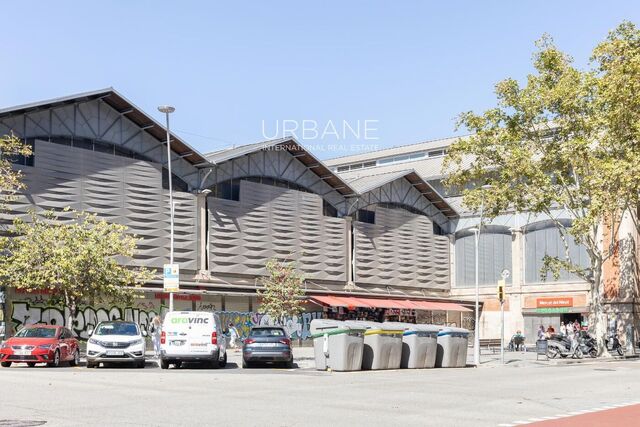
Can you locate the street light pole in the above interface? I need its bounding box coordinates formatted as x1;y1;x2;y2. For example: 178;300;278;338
472;184;492;367
158;105;176;312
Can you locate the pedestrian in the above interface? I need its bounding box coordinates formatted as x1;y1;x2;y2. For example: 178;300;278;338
513;330;525;351
567;321;575;339
546;325;555;338
560;322;566;336
228;322;240;351
537;325;546;340
573;319;580;332
149;316;162;358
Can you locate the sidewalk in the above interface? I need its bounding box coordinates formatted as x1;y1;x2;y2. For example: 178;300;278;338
470;347;640;368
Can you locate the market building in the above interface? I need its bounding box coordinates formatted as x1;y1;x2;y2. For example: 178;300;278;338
0;89;472;341
326;137;640;345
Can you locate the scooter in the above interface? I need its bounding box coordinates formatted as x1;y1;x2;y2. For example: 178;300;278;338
606;335;624;356
546;334;583;359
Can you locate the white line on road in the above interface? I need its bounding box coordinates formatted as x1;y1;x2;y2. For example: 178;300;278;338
500;401;640;426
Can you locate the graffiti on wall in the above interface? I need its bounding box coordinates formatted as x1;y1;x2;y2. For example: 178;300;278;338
9;298;323;340
216;311;323;340
11;301;163;340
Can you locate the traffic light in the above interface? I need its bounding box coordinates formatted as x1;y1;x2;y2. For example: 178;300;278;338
497;279;505;303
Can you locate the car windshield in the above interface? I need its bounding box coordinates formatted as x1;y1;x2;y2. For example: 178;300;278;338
250;328;285;337
15;327;57;338
95;323;138;336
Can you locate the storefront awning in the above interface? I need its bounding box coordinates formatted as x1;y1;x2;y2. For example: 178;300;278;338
308;296;471;312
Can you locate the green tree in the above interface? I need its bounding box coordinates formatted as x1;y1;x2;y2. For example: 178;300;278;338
591;22;640;236
0;209;154;328
0;133;32;213
257;258;305;322
444;24;640;354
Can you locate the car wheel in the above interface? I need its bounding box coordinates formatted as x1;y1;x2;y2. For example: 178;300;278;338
219;351;227;368
285;357;294;369
69;350;80;367
47;350;61;367
1;361;12;368
160;359;169;370
27;362;36;368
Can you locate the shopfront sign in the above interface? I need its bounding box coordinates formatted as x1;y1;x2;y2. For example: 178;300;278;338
536;297;573;309
536;307;570;314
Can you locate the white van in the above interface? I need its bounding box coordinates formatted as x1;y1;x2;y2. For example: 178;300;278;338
159;311;227;369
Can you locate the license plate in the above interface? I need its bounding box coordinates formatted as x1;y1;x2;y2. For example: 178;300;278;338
254;343;278;347
190;343;208;352
106;350;124;356
171;340;185;346
14;350;31;356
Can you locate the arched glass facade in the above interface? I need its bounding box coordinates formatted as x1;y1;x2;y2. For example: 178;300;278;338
524;220;589;284
454;227;512;287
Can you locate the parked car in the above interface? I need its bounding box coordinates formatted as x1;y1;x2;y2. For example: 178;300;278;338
160;311;228;369
0;324;79;368
242;326;293;369
86;321;146;368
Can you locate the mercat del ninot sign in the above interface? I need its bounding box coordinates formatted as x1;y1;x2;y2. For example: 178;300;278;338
535;297;574;314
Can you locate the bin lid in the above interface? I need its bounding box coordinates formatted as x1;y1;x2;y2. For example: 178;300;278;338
309;319;343;335
309;319;366;338
382;322;415;332
437;327;470;337
345;321;404;335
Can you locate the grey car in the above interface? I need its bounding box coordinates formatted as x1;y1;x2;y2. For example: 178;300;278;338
242;326;293;369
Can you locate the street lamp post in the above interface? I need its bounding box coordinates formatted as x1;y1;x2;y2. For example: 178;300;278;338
471;184;492;367
158;105;176;312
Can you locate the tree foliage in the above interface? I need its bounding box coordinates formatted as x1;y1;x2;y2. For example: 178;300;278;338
0;133;32;213
0;209;154;328
444;22;640;353
257;258;305;321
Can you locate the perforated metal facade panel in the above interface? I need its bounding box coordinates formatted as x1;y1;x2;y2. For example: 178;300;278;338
6;140;198;270
208;180;348;281
353;206;450;289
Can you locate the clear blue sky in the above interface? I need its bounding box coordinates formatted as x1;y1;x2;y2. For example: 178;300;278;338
2;1;639;159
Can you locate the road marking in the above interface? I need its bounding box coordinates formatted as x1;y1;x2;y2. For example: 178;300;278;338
499;401;640;426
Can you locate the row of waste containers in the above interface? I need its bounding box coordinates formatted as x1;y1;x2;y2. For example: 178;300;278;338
310;319;469;371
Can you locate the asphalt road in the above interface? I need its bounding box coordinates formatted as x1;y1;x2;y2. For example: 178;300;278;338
1;356;640;427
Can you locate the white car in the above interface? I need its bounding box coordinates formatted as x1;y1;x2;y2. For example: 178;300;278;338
160;311;227;369
86;321;146;368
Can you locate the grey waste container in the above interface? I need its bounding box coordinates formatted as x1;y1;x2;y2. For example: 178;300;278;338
345;321;403;370
310;319;366;372
384;323;440;369
435;327;470;368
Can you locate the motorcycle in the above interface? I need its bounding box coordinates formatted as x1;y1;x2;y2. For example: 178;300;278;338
606;335;624;356
576;332;598;358
546;334;583;359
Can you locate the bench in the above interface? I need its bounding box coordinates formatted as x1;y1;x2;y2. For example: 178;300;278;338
479;338;502;354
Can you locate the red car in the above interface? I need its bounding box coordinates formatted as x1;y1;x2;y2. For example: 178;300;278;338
0;324;80;367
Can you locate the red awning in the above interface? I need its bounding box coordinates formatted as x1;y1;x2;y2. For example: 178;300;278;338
308;296;471;312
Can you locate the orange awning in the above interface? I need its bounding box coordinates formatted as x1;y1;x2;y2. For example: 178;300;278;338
308;296;471;312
